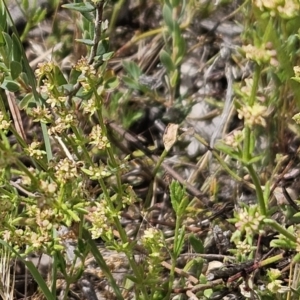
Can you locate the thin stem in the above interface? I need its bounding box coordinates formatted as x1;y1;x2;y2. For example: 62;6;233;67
93;89;123;201
242;64;261;162
91;88;149;299
166;214;181;299
248;164;266;215
88;1;104;64
264;219;297;242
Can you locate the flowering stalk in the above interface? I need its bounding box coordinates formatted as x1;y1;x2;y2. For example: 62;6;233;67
91;87;149;297
241;64;267;216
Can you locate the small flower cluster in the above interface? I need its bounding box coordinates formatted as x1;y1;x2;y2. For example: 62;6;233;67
35;61;78;137
53;158;81;183
89;125;110;150
242;44;277;66
224;130;244;150
141;228;165;259
1;218;63;253
0;196;12;226
239;78;266;100
0;111;11;131
88;201;110;239
26;141;47;159
237;103;268;128
122;185;137;206
234;205;264;236
82;98;97;115
85;164;112;180
39;179;58;195
235;240;255;255
266;268;289;293
292;112;300;124
254;0;300;18
46;96;67;109
30;106;52;123
35;61;55;78
48;114;77;135
74;57;96;92
1;228;50;251
292;66;300;84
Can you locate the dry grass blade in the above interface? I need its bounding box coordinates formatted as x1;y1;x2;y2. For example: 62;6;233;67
0;247;15;300
5;90;27;142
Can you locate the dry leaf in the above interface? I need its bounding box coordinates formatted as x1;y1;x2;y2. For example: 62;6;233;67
163;123;179;151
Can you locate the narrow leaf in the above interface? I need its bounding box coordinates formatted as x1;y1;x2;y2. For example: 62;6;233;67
162;3;173;31
160;50;174;73
62;2;95;13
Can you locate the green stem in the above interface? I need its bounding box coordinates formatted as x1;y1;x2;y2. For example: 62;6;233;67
242;64;261;162
84;229;124;300
166;215;181;299
259;253;284;267
93;88;123;201
92;88;149;299
264;218;297;242
240;64;267;215
212;150;244;182
70;126;94;165
247;164;266;215
144;149;168;208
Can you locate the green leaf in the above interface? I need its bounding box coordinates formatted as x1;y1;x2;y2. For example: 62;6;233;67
75;38;94;46
184;257;204;279
67;209;80;222
97;40;109;56
162;3;173;31
83;29;92;40
170;181;186;214
0;3;7;31
53;65;67;86
160;49;175;73
171;0;181;7
204;288;213;298
62;2;95;13
243;155;264;165
3;32;12;59
23;0;29;10
81;12;94;22
0;32;5;46
174;226;185;257
189;234;204;253
126;275;140;284
0;61;9;72
1;79;20;92
10;60;22;80
60;84;74;93
102;52;114;61
215;142;242;160
122;61;142;79
293;252;300;263
270;238;296;249
122;76;140;90
20;72;29;85
32;8;47;24
19;93;35;109
83;228;124;300
170;69;179;88
69;68;81;85
105;76;119;89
